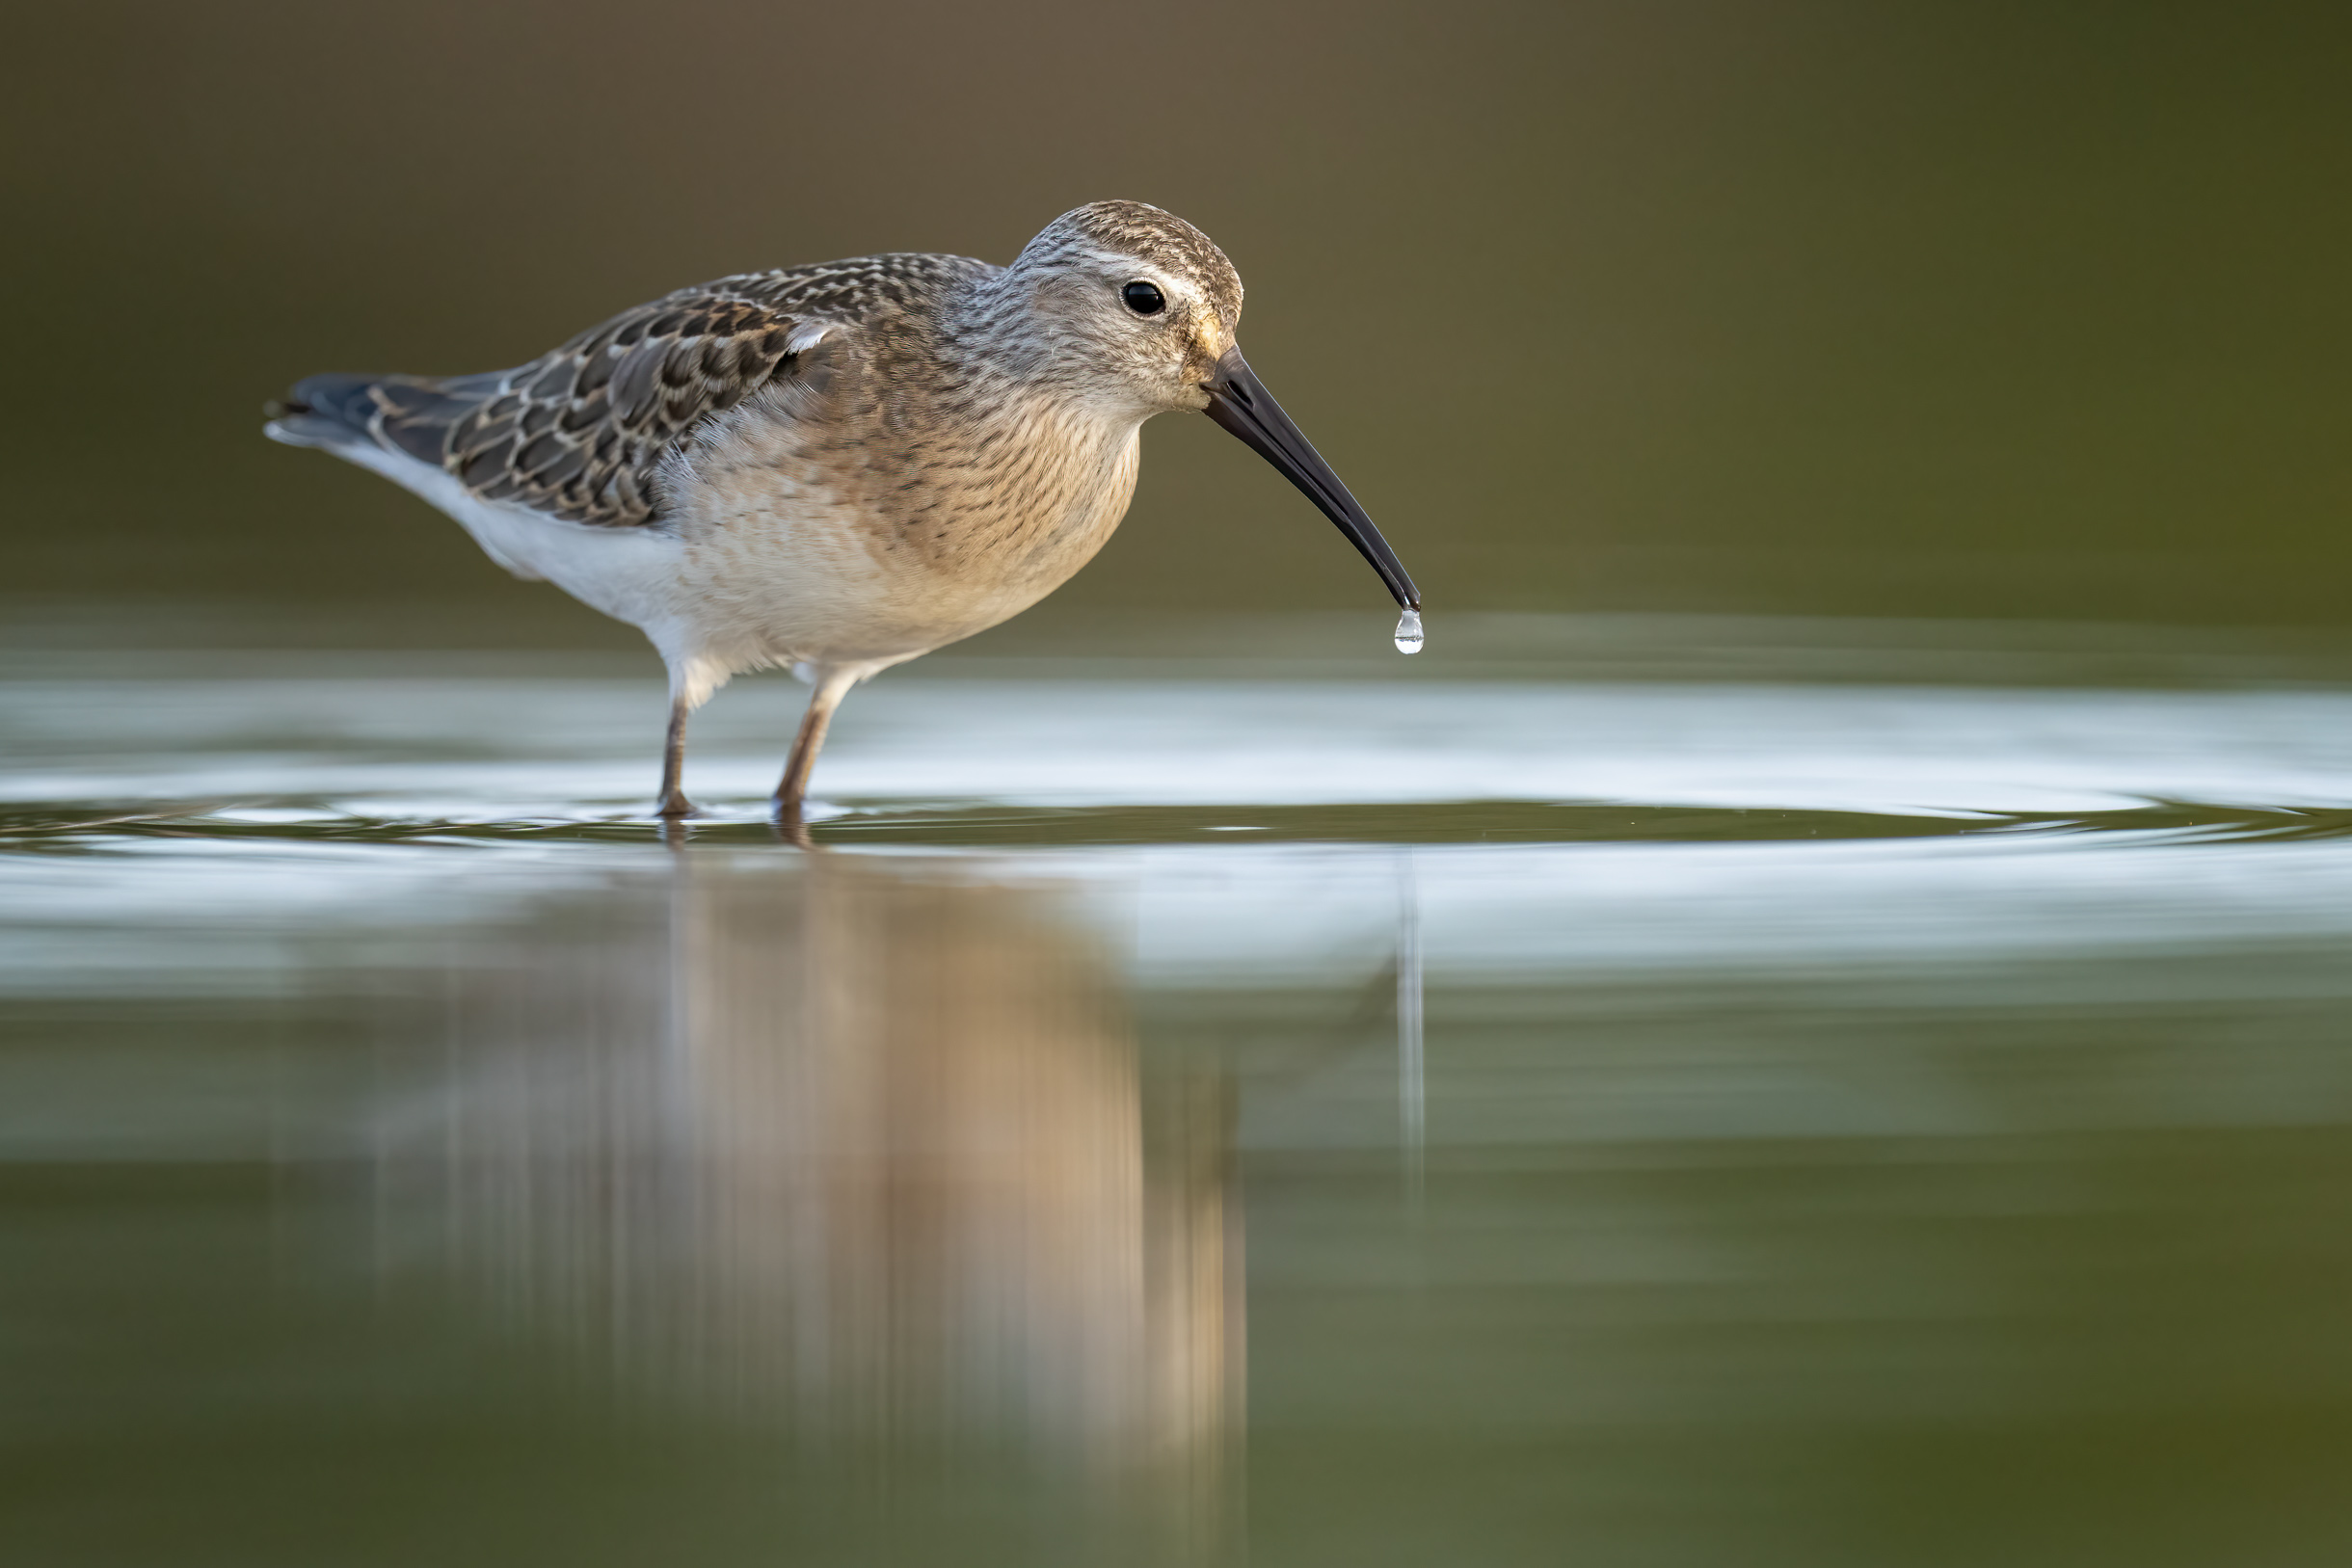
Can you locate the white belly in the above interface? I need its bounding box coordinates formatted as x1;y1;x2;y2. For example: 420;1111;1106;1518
303;436;692;633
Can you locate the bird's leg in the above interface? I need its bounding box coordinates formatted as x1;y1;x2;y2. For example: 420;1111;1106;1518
656;695;696;819
774;667;859;827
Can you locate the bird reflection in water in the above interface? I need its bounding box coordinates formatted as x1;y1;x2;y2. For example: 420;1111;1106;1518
374;853;1238;1552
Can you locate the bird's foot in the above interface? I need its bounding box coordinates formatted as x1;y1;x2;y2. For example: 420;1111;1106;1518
656;793;700;820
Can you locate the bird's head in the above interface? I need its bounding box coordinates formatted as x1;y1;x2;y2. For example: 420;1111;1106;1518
1002;199;1242;412
998;199;1420;612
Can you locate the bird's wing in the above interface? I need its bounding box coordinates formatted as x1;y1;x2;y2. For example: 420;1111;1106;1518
283;254;992;529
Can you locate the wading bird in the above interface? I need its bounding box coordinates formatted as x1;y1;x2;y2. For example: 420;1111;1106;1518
267;200;1421;822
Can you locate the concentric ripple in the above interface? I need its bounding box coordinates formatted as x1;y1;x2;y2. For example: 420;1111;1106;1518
6;795;2351;849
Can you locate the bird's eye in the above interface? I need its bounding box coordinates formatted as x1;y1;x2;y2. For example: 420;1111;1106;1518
1121;281;1166;316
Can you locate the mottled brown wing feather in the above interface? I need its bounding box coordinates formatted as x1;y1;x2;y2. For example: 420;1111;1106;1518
406;292;813;528
323;253;996;528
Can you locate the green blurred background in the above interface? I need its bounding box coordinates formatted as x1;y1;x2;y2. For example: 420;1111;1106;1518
5;0;2348;632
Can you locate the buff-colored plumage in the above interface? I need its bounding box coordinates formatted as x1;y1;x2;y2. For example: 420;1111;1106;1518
267;199;1411;822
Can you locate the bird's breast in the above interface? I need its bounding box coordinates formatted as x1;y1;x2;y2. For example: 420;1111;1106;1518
666;393;1141;663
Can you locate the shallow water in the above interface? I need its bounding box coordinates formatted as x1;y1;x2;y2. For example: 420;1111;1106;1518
8;614;2352;1566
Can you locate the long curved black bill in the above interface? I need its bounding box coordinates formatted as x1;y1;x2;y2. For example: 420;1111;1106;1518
1202;348;1421;610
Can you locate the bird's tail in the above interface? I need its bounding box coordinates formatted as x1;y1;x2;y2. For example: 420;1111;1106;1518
262;371;501;463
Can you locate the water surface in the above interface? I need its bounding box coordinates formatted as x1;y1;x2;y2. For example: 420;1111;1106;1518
6;614;2352;1566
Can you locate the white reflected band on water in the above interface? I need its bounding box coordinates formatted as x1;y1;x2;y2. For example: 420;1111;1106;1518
12;671;2352;818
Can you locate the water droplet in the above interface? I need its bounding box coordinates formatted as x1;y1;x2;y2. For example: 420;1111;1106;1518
1394;608;1425;655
